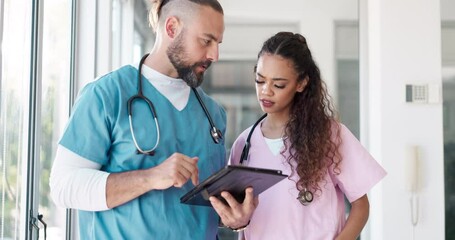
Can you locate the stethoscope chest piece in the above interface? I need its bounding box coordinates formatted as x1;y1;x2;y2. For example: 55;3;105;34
297;189;313;206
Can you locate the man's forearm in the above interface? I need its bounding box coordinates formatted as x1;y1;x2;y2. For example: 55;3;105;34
105;168;154;208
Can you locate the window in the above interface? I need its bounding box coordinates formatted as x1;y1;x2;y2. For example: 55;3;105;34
1;1;32;239
335;22;360;138
0;1;71;239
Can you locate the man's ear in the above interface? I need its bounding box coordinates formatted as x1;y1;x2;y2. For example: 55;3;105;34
165;16;181;39
297;76;309;92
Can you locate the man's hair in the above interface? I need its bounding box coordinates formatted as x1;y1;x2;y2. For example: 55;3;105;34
149;0;223;32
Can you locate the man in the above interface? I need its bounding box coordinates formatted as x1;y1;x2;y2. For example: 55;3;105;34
50;0;255;239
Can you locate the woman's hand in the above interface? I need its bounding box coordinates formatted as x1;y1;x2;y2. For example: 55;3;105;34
210;187;258;229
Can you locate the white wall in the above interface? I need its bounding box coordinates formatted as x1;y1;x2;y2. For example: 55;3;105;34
75;0;97;91
363;0;444;239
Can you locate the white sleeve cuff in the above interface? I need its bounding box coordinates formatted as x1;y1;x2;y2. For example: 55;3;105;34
49;145;110;211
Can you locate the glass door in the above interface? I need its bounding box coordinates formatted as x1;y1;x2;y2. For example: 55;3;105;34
39;0;72;238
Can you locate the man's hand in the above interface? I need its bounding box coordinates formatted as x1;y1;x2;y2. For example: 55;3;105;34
149;153;199;190
209;187;258;229
106;152;198;209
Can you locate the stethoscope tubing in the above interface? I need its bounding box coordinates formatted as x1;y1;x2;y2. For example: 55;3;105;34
240;113;267;165
129;114;160;154
128;54;222;156
128;53;160;155
192;87;222;144
239;113;313;205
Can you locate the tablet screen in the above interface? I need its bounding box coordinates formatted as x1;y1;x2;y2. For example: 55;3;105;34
180;165;288;207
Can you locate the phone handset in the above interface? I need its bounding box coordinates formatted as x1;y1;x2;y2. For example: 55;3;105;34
405;145;420;227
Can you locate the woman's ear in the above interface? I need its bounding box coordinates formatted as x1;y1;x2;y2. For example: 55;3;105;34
297;76;309;92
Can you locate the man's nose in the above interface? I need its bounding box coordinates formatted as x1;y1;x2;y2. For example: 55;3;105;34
207;45;219;62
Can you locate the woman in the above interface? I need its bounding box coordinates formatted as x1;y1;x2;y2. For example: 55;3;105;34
228;32;386;240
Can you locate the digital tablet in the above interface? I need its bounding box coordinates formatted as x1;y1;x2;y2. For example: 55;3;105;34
180;165;288;207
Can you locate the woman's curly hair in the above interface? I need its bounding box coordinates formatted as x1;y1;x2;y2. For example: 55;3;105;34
256;32;342;195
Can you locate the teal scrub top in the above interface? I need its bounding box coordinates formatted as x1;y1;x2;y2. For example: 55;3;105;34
60;65;227;239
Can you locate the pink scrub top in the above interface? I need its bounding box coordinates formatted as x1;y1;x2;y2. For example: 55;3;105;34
229;123;386;240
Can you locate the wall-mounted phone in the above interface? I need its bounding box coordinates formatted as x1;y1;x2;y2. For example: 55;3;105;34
405;145;420;227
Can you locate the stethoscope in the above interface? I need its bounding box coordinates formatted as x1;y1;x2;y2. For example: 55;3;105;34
239;113;313;206
127;54;222;156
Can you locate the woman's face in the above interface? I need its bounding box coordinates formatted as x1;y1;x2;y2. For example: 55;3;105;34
255;53;306;116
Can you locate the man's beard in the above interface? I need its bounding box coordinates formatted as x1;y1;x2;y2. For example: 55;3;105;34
167;33;212;88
